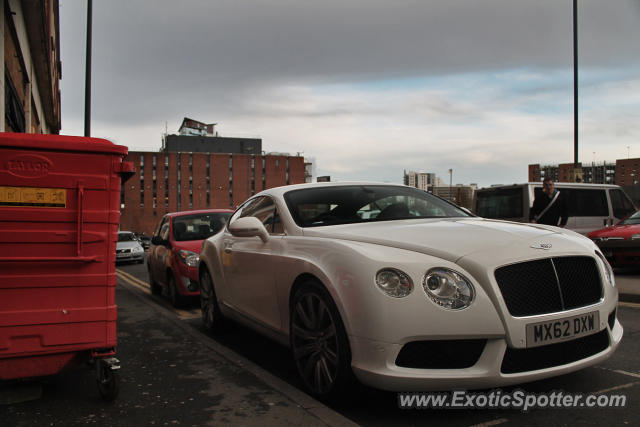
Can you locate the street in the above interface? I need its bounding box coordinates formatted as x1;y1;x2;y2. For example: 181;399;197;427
2;257;639;426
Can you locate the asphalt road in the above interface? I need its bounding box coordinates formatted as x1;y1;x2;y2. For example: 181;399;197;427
111;257;640;426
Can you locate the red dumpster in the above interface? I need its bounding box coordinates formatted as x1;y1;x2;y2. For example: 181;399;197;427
0;132;133;400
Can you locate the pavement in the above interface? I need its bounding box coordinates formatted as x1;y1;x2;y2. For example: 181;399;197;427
0;279;357;426
614;269;640;304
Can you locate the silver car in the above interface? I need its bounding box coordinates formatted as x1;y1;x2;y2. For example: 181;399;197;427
116;231;144;264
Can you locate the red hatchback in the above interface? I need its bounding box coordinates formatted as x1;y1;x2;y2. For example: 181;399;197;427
588;210;640;267
147;209;233;306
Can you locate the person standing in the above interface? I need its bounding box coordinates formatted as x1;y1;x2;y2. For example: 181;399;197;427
530;178;568;227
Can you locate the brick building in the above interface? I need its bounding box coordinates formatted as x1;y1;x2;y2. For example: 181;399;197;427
529;158;639;186
120;151;306;235
1;0;61;134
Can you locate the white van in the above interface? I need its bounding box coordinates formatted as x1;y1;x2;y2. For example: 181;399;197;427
474;183;637;235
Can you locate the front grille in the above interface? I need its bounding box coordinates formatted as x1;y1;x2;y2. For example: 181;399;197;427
501;329;609;374
495;256;602;317
395;339;486;369
116;248;131;254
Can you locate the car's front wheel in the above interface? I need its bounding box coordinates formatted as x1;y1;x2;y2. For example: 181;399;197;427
148;264;161;295
168;275;182;308
199;267;225;333
290;281;354;401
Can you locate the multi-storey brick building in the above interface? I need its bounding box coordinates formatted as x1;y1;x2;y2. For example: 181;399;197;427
1;0;61;134
529;158;639;186
120;151;306;235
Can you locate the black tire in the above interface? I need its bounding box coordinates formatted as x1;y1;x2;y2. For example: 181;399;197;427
200;267;225;333
96;363;119;402
148;265;162;296
290;281;354;401
168;275;182;308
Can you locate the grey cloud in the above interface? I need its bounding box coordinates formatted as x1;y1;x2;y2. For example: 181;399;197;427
60;0;640;124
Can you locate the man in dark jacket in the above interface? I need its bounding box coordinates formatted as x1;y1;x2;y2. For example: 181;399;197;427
530;178;568;227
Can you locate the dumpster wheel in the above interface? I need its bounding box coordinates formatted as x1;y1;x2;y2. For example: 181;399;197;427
96;357;120;401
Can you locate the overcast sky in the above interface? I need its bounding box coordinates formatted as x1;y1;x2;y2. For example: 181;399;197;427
59;0;640;187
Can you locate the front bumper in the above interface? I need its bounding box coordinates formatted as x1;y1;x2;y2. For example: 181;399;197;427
173;261;200;296
350;315;622;392
116;251;144;263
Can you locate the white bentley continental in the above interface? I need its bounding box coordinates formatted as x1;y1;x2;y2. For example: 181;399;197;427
198;183;622;399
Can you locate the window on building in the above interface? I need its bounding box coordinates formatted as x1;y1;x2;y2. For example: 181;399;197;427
5;72;25;132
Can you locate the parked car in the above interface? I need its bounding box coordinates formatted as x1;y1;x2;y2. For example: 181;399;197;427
588;210;640;267
198;182;621;400
147;209;233;306
137;235;151;250
116;231;145;264
474;183;636;235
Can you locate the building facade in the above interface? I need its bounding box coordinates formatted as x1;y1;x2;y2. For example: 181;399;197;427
120;151;306;235
529;158;639;186
432;184;477;210
404;170;437;191
163;117;262;154
1;0;61;134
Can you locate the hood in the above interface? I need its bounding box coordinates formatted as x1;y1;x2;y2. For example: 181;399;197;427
302;218;574;262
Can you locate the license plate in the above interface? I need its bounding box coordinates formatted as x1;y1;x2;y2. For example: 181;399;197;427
526;311;599;348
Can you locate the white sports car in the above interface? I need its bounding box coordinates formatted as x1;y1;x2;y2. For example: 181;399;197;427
198;183;622;398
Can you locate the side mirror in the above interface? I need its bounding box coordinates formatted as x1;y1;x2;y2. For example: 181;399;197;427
228;217;269;243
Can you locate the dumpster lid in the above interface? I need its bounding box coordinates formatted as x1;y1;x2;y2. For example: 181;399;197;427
0;133;128;156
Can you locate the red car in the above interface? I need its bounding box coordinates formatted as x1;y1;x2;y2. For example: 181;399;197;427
147;209;233;306
588;210;640;267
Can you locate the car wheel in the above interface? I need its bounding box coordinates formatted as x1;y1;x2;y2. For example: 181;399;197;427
200;268;225;333
290;282;353;401
168;275;182;308
148;265;162;296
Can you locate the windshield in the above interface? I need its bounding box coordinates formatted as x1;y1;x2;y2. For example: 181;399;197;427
118;232;137;242
173;212;232;241
621;210;640;225
284;185;471;227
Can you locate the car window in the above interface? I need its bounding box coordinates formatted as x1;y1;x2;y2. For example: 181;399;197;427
535;188;608;217
172;212;232;241
159;223;170;241
154;216;169;238
621;210;640;225
284;185;470;227
476;187;523;218
118;232;136;242
610;189;636;219
229;196;283;235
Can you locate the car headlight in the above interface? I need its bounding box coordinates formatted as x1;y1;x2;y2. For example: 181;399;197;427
133;246;143;253
177;250;200;267
423;268;475;310
375;268;413;298
595;251;615;287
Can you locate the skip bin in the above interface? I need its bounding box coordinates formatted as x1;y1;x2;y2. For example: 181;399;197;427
0;133;134;400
